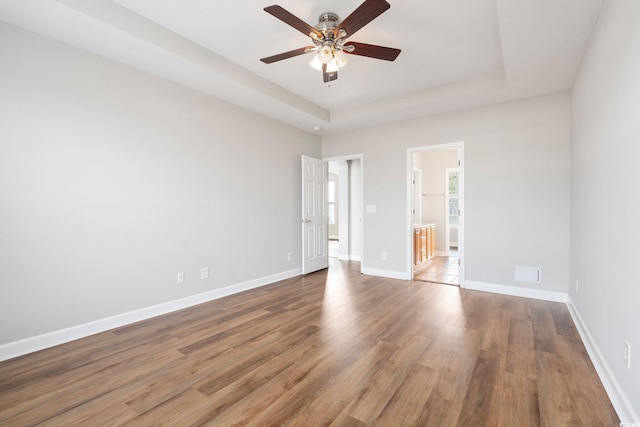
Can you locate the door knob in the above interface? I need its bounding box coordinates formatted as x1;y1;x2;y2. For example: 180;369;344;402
303;219;312;223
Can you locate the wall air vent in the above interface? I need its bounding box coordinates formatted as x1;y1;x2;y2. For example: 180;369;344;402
514;266;541;283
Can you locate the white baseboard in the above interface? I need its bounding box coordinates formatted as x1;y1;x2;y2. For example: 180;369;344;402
566;296;639;423
0;268;302;362
464;280;568;303
337;254;361;261
361;267;409;281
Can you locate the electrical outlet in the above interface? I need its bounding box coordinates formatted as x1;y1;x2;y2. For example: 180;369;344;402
177;272;184;284
381;251;387;260
201;267;209;280
287;252;292;261
624;340;631;370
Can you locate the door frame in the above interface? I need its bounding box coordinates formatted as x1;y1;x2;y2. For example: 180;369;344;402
324;153;364;272
444;167;459;256
406;142;465;286
412;169;422;225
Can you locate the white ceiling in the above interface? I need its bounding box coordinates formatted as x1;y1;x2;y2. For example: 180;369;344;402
0;0;603;134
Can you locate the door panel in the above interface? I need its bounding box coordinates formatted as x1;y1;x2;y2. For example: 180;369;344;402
302;156;328;274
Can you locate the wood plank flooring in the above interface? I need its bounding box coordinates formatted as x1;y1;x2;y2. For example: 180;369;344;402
0;260;619;426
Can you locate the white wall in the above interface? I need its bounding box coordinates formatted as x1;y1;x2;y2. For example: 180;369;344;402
414;149;458;253
322;92;571;294
0;23;320;346
570;0;640;421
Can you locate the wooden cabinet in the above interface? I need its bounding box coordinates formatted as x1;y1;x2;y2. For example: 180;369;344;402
413;228;423;264
413;224;435;264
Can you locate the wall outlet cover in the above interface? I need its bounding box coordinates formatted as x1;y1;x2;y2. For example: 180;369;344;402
624;340;631;370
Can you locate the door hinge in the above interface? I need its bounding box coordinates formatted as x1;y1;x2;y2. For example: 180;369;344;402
458;259;461;265
458;160;461;166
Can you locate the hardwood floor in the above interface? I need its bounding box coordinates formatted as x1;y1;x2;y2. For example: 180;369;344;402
0;260;618;426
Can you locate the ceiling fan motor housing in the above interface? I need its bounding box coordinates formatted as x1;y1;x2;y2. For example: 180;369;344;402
315;12;339;35
313;12;350;54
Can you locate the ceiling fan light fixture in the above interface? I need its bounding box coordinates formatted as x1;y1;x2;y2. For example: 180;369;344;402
326;59;339;73
309;54;323;70
334;50;348;68
318;45;333;64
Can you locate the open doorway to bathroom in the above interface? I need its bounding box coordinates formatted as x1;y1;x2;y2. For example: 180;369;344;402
408;143;464;286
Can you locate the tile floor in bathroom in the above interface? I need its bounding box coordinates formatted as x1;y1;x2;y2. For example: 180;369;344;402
413;249;459;285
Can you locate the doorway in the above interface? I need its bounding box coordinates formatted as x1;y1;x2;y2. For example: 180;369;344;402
326;155;363;269
407;143;464;286
445;167;460;254
327;163;339;259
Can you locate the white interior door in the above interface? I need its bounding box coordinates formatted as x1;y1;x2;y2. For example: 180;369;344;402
302;155;328;274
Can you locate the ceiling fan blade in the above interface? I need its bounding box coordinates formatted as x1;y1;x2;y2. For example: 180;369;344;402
264;5;322;38
260;46;315;64
344;42;401;61
322;63;338;83
336;0;390;38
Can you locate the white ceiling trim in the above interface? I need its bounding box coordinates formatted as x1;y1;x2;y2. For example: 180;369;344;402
55;0;330;125
0;0;604;134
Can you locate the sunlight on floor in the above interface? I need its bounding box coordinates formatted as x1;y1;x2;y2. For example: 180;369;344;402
320;261;363;351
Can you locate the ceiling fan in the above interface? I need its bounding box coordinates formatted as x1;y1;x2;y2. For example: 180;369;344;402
260;0;401;83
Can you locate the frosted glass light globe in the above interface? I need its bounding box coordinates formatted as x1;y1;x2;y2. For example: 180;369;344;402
318;45;333;64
